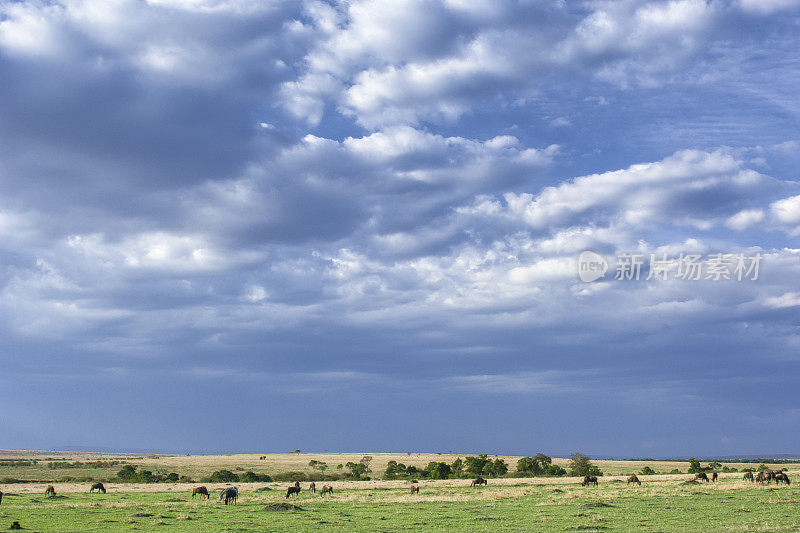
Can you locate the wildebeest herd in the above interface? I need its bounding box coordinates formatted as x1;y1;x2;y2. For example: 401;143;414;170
0;469;792;512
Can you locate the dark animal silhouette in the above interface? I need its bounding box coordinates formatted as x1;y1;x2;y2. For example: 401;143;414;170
90;483;106;494
410;485;420;494
775;473;791;485
755;471;767;484
309;482;316;493
471;477;487;487
694;473;709;482
320;485;333;495
45;485;56;498
743;472;754;482
220;486;238;505
711;472;718;482
286;486;301;498
627;475;641;486
192;486;210;499
0;490;3;504
10;521;20;530
582;476;598;486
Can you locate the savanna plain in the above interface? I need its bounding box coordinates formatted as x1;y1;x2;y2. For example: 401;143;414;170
1;450;799;532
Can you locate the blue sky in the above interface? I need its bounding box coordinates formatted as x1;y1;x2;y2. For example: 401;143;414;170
1;0;799;457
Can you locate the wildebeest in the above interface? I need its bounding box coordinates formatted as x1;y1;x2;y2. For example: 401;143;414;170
627;475;641;486
743;472;754;482
286;485;301;498
582;476;598;487
309;482;316;493
756;471;767;484
220;486;238;505
192;486;210;499
711;472;718;482
470;477;487;487
766;471;777;484
90;483;106;494
0;490;3;504
775;473;791;485
45;485;56;498
320;485;333;495
410;485;419;494
694;473;709;482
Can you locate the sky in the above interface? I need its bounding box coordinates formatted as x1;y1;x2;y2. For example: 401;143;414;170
0;0;799;458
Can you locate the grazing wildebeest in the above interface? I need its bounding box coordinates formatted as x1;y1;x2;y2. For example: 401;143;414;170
0;490;3;505
470;477;487;487
90;483;106;494
694;473;709;482
45;485;56;498
192;486;210;499
220;486;238;505
286;485;301;498
627;475;641;486
320;485;333;495
711;472;718;482
410;485;420;494
755;471;767;484
743;472;754;482
582;476;598;487
775;473;791;485
309;482;316;493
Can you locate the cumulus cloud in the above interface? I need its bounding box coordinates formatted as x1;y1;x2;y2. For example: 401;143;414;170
2;0;800;453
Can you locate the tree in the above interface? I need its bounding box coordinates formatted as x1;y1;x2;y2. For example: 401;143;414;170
424;462;451;479
451;458;464;477
639;466;656;476
308;460;328;474
385;461;407;479
464;454;492;477
546;464;567;476
117;465;137;480
567;453;602;477
517;454;552;475
688;459;703;474
210;470;240;483
490;458;508;476
345;462;369;478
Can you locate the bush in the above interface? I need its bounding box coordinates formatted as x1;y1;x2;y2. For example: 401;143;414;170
669;469;682;474
567;453;602;477
209;470;240;483
344;462;370;479
639;466;656;476
424;462;451;479
165;473;179;482
516;454;553;476
240;471;272;483
272;472;307;482
546;464;567;476
117;465;138;481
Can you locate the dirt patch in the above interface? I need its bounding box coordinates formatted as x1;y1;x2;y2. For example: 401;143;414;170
254;486;273;492
265;503;303;511
680;480;700;485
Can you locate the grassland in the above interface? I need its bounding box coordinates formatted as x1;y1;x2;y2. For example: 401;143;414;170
1;451;799;531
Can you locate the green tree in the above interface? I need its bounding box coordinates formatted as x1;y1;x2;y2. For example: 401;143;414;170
490;458;508;476
345;462;369;478
464;454;492;477
424;462;451;479
546;464;567;476
385;461;407;479
450;458;464;477
688;459;703;474
308;460;328;474
117;465;137;480
210;470;240;483
567;453;602;477
639;466;656;475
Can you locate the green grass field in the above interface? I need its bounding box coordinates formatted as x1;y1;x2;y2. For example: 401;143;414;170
1;478;798;532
